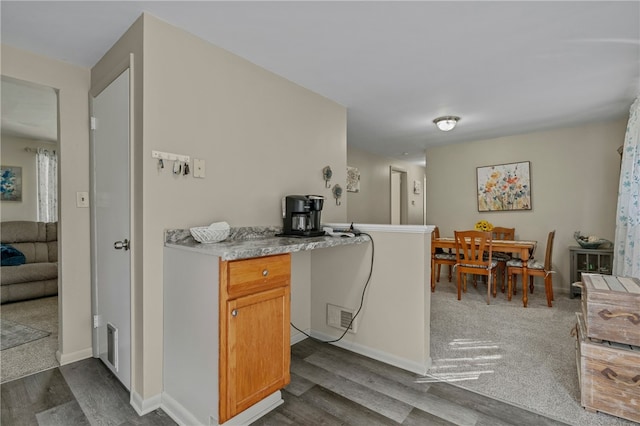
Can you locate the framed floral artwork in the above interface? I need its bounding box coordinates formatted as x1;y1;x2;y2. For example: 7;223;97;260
476;161;531;212
1;165;22;202
346;166;360;193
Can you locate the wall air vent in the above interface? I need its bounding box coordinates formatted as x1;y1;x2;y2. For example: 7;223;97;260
327;303;357;333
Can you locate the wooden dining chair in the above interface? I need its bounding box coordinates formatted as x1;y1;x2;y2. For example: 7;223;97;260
510;241;538;297
454;230;498;304
507;230;555;307
431;227;457;292
491;227;515;292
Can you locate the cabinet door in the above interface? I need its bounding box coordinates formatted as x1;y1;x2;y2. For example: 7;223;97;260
598;253;612;274
220;286;290;422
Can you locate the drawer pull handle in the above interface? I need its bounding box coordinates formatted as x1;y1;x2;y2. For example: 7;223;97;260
262;269;269;277
231;309;238;317
601;368;640;387
570;324;578;338
598;309;640;325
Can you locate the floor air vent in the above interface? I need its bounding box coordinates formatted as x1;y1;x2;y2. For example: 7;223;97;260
327;303;357;333
107;323;119;371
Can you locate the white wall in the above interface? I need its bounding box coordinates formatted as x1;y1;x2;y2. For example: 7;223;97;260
347;145;425;225
290;251;311;343
0;136;57;221
426;118;626;295
91;13;348;400
310;226;432;374
2;44;92;363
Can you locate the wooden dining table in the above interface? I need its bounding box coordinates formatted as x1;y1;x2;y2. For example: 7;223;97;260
432;237;538;307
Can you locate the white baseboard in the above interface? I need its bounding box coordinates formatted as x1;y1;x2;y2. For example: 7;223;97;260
222;391;282;426
309;331;432;375
56;347;93;366
160;392;203;426
290;328;310;345
161;390;282;426
161;392;203;425
131;390;161;416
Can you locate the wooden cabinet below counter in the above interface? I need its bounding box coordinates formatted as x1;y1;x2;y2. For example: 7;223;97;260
163;248;291;426
219;254;291;423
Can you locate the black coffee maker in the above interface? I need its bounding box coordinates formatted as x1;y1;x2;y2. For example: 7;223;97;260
281;195;325;237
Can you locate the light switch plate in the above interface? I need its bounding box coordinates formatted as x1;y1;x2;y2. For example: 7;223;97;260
193;158;205;178
76;191;89;208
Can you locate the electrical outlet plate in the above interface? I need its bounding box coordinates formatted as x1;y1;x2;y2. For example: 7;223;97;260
193;158;205;178
76;191;89;208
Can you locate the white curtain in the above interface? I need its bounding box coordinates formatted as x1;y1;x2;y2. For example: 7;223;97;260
613;98;640;278
36;148;58;222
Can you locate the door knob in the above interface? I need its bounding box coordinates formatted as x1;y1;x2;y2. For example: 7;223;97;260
114;239;130;250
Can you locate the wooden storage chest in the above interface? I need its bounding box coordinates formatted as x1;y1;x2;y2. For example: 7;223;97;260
580;273;640;347
574;312;640;423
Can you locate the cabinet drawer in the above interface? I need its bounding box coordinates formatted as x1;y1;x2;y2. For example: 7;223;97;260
223;254;291;298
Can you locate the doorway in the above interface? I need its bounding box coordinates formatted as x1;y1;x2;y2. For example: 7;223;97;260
390;166;408;225
0;76;60;381
90;68;131;390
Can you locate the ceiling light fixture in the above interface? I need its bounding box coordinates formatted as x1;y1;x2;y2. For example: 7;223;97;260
433;116;460;132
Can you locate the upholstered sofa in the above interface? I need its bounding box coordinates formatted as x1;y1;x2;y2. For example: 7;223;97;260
1;221;58;304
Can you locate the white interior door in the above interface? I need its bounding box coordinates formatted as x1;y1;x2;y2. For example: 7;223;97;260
91;69;131;390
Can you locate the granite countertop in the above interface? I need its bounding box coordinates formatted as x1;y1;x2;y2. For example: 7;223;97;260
164;226;370;261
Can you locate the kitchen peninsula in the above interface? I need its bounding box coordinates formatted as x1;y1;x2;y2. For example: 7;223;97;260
162;224;434;425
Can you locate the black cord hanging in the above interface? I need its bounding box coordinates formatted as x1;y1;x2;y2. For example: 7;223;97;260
290;231;374;344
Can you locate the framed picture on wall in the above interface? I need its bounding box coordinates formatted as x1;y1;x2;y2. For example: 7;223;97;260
1;165;22;202
476;161;531;212
346;166;360;193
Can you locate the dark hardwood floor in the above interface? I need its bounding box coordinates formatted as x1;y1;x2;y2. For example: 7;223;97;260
1;338;567;425
0;358;174;426
254;338;567;426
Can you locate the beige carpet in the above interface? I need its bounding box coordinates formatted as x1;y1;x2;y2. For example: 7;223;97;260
0;296;59;383
429;279;636;426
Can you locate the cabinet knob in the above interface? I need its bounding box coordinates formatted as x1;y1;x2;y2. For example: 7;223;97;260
262;269;269;277
231;309;238;317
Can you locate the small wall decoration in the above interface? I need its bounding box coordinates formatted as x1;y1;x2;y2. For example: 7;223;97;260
477;161;531;212
346;166;360;193
332;184;343;205
1;165;22;202
322;166;333;188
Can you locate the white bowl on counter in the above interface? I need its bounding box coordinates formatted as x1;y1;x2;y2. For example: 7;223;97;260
190;221;231;243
